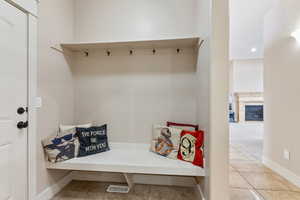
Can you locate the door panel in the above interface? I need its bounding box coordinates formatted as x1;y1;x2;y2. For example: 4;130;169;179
0;145;11;200
0;1;28;199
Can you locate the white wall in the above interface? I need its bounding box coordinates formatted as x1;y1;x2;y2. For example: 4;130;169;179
209;0;230;199
232;59;264;93
37;0;75;194
73;48;198;143
74;0;198;42
264;0;300;184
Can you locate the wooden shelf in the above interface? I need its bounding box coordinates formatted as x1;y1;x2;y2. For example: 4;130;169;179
47;142;205;177
61;37;201;52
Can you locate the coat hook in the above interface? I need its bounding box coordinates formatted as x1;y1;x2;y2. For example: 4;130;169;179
152;49;156;55
130;49;133;55
84;51;89;57
177;48;180;53
107;50;111;56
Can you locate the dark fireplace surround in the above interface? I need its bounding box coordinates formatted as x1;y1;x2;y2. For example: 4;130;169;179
245;105;264;121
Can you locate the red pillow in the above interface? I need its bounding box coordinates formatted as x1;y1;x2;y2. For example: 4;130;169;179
167;121;199;131
177;130;204;167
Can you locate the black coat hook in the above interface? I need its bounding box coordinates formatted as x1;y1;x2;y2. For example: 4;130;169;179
177;48;181;53
84;51;89;57
152;49;156;55
130;50;133;55
107;50;111;56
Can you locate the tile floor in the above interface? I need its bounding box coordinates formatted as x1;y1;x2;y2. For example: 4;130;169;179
52;181;197;200
229;143;300;200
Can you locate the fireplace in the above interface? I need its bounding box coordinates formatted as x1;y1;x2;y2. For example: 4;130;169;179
234;92;264;122
245;105;264;121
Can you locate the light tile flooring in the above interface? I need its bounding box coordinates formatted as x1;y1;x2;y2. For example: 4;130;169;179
230;143;300;200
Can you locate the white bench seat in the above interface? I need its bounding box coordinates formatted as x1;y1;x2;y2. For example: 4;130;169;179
47;143;205;177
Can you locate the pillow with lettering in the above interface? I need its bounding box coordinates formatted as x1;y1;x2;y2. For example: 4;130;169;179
150;125;182;159
76;124;110;157
177;130;204;167
42;128;79;163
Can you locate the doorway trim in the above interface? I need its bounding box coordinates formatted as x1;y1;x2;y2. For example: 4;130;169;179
27;14;37;200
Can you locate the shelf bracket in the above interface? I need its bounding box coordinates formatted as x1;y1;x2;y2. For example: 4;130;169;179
123;173;135;190
50;46;64;54
198;40;204;49
194;176;203;185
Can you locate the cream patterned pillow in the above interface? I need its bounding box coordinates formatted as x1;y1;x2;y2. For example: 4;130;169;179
59;123;92;132
42;128;79;163
150;125;182;159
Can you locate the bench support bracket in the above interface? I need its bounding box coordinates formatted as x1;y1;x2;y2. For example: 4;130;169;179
123;173;135;190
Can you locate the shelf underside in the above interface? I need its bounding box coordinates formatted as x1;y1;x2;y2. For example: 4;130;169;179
61;37;201;52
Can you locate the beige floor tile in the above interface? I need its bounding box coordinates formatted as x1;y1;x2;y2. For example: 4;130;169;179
230;172;252;189
271;174;300;193
230;161;273;173
258;190;300;200
63;180;91;192
230;152;257;162
292;192;300;200
241;172;290;191
85;181;107;193
149;185;196;200
52;181;197;200
87;183;150;200
53;190;88;200
230;152;246;160
230;165;237;172
230;188;263;200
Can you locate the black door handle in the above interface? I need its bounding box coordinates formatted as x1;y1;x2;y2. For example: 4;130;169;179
17;121;28;129
17;107;28;115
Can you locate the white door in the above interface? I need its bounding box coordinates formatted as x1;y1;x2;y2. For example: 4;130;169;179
0;1;28;199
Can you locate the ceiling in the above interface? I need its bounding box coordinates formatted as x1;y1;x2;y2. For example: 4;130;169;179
230;0;275;60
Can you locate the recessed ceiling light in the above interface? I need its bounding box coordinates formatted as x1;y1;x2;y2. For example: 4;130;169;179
291;29;300;42
251;48;257;52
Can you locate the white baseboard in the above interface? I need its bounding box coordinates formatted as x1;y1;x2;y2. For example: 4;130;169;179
263;156;300;188
35;172;73;200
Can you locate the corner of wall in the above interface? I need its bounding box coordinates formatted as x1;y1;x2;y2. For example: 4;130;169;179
36;0;76;196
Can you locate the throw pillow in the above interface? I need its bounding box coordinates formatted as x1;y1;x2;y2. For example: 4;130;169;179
150;125;182;159
59;123;93;132
177;130;204;167
42;128;79;163
76;124;110;157
167;121;199;131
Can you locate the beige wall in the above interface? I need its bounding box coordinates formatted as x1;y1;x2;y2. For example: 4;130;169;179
231;59;264;93
74;0;198;42
73;48;198;143
264;0;300;182
37;0;75;194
